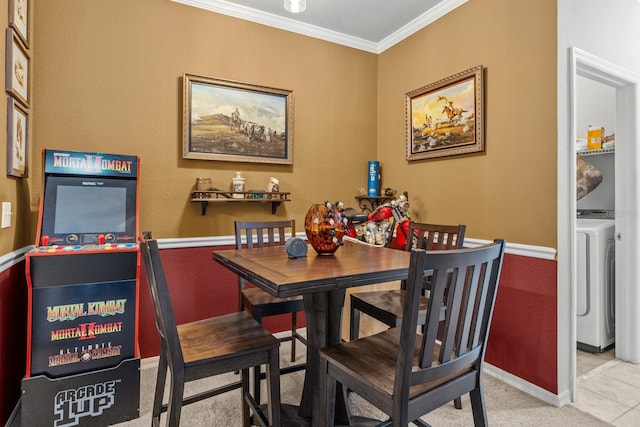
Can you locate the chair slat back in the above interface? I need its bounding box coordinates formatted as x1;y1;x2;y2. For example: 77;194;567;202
395;240;505;390
234;220;295;250
406;222;466;251
139;238;184;367
234;220;295;298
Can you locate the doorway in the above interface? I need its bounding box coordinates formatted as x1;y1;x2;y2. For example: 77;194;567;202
567;47;640;401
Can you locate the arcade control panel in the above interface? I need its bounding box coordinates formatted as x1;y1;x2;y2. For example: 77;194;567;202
33;234;138;253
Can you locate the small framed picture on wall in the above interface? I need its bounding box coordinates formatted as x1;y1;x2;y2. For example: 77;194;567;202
5;28;29;107
7;97;28;178
9;0;29;47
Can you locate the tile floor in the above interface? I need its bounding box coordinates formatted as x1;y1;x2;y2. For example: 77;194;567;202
575;348;640;425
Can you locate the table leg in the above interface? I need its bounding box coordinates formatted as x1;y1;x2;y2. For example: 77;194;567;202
299;290;350;426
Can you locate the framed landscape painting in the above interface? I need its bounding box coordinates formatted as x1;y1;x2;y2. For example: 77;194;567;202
182;73;294;165
406;65;483;161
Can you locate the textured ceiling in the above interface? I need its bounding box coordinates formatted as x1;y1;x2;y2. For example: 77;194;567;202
171;0;468;53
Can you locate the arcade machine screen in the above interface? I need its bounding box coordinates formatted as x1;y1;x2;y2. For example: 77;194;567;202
40;175;137;246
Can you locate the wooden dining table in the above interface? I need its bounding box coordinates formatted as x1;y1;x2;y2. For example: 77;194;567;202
213;240;411;426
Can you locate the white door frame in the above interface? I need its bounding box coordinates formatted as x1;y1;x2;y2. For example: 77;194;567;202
564;47;640;402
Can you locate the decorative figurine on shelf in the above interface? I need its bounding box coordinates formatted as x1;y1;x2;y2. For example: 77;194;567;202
267;176;279;192
231;171;245;199
343;192;411;249
195;177;211;192
383;187;397;197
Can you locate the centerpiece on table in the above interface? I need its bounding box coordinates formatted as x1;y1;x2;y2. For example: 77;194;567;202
304;201;347;255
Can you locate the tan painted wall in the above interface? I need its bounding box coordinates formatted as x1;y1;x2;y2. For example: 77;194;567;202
0;0;32;255
377;0;558;248
27;0;557;249
31;0;378;240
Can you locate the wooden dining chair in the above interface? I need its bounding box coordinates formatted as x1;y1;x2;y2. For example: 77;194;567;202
349;222;466;341
235;220;307;402
320;240;506;427
140;238;281;427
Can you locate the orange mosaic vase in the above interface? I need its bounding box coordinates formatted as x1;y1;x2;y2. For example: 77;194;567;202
304;203;345;255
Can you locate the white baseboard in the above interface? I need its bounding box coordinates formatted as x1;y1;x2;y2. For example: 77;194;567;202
140;329;565;407
483;362;566;407
140;353;566;406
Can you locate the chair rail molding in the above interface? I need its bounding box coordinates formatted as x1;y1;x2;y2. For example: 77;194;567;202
154;235;556;260
3;237;556;271
0;246;33;272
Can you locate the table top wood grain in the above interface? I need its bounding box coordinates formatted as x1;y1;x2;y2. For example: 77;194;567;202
213;241;411;298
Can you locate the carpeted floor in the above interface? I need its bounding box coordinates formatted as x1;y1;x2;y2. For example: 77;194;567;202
113;340;611;427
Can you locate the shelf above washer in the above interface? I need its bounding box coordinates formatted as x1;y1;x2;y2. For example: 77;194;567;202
577;148;615;156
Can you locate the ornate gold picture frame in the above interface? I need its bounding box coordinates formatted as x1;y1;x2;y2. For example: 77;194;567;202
182;73;294;165
406;65;484;161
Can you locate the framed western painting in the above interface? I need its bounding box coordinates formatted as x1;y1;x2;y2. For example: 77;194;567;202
182;73;294;165
406;65;483;161
5;27;29;107
7;97;28;177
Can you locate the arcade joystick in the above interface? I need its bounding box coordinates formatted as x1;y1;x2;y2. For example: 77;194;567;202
41;235;49;247
98;234;105;245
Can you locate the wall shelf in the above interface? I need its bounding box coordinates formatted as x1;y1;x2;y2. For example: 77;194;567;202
577;147;615;156
191;191;291;215
354;196;393;212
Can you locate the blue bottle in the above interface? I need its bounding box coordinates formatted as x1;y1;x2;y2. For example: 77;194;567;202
368;161;380;197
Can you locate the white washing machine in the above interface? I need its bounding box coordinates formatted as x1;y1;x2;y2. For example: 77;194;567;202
576;218;616;352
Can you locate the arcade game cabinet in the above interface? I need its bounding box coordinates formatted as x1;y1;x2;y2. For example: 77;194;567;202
22;149;141;426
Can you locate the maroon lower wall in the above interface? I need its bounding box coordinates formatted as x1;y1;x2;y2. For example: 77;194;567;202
142;246;559;394
138;245;305;358
0;260;28;425
485;253;558;393
0;245;556;425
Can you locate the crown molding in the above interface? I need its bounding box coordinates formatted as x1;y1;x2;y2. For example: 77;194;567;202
376;0;468;53
171;0;468;54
